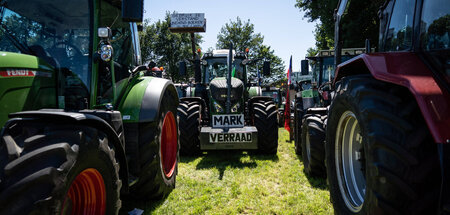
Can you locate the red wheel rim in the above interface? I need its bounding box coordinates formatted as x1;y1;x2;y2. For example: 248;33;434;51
62;168;106;215
161;111;177;178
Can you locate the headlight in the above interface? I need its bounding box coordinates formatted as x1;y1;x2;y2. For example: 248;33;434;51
213;101;223;113
231;103;240;113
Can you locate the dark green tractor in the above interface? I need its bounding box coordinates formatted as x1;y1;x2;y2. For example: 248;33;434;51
294;48;365;177
178;47;279;155
0;0;180;214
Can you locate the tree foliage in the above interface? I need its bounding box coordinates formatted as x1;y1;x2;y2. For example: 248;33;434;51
295;0;384;50
139;12;203;82
216;17;285;86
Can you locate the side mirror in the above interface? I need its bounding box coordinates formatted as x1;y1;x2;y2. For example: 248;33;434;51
122;0;144;22
179;61;187;76
263;61;271;76
301;60;309;75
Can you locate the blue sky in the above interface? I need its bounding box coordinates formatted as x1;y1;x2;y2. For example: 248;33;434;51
144;0;317;72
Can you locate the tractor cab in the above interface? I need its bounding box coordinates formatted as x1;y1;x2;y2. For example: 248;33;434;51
201;49;249;115
0;0;145;121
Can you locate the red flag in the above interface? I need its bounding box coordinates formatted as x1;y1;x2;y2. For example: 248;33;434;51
284;56;292;132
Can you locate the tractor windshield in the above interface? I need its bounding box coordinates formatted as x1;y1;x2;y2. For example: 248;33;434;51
0;0;91;87
420;0;450;85
204;57;244;83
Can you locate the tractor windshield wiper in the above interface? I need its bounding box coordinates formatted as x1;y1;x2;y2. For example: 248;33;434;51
0;6;33;54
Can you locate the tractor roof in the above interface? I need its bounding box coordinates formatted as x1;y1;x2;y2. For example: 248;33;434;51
203;49;247;59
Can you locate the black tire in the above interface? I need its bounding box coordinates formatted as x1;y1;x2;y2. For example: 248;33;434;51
301;114;326;177
130;89;180;200
177;100;201;155
294;98;304;154
253;100;278;154
277;108;284;127
326;75;440;214
0;122;121;215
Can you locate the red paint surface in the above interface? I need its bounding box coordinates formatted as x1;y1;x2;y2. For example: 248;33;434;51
335;52;450;144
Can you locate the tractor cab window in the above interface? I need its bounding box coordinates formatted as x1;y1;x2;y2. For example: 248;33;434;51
385;0;415;51
320;57;335;85
204;57;244;83
98;0;136;104
0;0;91;109
420;0;450;84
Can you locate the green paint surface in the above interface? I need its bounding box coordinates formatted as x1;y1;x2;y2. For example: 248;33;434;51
118;76;154;123
0;52;57;126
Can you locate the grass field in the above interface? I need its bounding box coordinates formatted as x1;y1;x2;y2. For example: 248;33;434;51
122;128;333;214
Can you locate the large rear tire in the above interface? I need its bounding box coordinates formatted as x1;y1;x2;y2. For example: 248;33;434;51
294;98;304;155
326;75;440;214
0;122;121;215
129;89;180;200
177;100;201;155
301;114;326;177
253;100;278;154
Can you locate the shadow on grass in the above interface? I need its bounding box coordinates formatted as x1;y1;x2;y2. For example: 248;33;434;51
120;195;167;215
196;151;260;180
296;153;328;190
179;154;199;163
248;151;279;162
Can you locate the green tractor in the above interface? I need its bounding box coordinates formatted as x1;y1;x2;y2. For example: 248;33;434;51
0;0;180;214
294;48;366;177
177;47;279;155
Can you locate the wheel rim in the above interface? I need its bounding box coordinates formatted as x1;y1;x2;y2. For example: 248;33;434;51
305;127;311;163
62;168;106;215
161;111;177;178
335;111;365;212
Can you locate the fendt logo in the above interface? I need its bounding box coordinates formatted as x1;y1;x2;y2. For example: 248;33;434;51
0;70;52;77
212;114;244;128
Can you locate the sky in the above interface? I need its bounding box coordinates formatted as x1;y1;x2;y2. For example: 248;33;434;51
144;0;317;73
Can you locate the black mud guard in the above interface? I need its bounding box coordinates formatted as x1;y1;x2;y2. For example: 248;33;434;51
7;109;130;193
139;78;179;123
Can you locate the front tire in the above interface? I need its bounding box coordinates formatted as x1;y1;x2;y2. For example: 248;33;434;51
326;75;440;214
301;114;326;177
253;100;278;154
177;100;201;155
0;123;120;215
130;89;180;200
294;98;304;154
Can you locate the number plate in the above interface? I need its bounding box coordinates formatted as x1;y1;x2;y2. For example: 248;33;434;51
212;114;244;128
209;132;252;143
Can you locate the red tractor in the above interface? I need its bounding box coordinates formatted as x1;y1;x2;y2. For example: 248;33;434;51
326;0;449;214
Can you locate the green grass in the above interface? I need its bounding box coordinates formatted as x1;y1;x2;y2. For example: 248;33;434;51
123;128;333;214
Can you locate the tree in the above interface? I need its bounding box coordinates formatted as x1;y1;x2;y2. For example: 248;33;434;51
216;17;285;86
139;12;203;82
295;0;384;50
306;47;318;57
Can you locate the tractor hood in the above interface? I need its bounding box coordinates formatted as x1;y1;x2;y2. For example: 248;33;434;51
209;77;243;106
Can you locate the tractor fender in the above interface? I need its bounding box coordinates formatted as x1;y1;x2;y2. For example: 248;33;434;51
7;109;130;193
334;52;450;144
120;77;179;123
140;78;179;122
